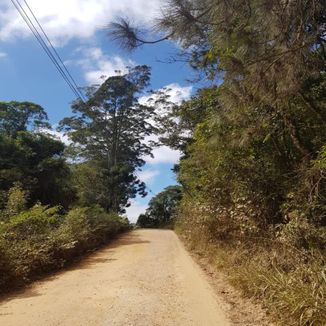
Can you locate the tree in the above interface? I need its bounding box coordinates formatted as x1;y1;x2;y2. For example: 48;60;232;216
136;213;156;228
0;101;75;208
156;87;220;152
0;131;75;208
72;160;120;210
0;101;50;136
137;186;182;227
110;0;326;159
59;66;156;212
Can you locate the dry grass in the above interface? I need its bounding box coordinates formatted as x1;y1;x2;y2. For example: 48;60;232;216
178;227;326;326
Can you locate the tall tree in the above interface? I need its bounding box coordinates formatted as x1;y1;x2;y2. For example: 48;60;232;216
59;66;156;212
146;185;182;223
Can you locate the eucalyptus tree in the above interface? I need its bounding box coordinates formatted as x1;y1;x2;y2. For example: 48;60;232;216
59;65;156;213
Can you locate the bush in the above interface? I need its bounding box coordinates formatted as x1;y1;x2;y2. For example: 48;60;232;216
0;205;129;293
0;184;28;221
0;240;14;290
176;198;326;325
277;216;326;251
3;204;64;239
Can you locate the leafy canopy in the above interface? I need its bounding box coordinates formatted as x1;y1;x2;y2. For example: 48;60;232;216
137;185;182;227
59;65;156;212
0;101;50;136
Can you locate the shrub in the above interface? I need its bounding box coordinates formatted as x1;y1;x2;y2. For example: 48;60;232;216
0;205;129;293
55;207;92;252
277;216;326;251
0;205;64;280
176;198;326;325
3;204;64;239
1;183;28;221
0;240;14;289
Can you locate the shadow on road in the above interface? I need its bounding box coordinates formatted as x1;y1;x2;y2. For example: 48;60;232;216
0;231;150;305
0;287;43;306
107;232;150;249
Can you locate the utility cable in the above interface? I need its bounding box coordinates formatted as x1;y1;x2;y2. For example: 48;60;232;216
22;0;86;101
10;0;84;101
12;0;82;100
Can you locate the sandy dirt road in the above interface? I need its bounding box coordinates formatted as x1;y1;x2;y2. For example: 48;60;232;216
0;229;230;326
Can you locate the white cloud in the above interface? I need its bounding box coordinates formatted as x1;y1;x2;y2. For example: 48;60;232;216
78;47;134;84
124;200;147;223
140;83;192;107
0;0;161;44
162;83;193;104
137;169;160;184
140;83;192;165
40;128;71;145
147;145;181;165
142;134;181;165
0;52;7;58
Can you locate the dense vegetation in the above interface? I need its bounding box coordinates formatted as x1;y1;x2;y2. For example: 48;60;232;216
137;185;182;228
0;197;128;292
1;1;325;323
0;102;74;209
113;1;326;324
0;66;158;292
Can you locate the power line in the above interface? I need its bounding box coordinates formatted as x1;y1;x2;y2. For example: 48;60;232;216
22;0;86;101
11;0;81;100
10;0;85;102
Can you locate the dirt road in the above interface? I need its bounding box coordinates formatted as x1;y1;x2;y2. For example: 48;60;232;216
0;229;230;326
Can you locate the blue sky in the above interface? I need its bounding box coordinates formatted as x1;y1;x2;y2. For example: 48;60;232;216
0;0;198;222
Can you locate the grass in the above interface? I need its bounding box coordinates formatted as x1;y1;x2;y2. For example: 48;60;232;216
178;228;326;326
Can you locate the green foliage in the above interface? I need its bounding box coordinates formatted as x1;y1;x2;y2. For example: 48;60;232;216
0;130;75;208
0;205;129;292
137;185;182;228
277;217;326;251
60;65;155;212
0;204;65;284
0;101;50;136
3;205;63;239
0;100;76;210
136;213;156;228
2;183;27;219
